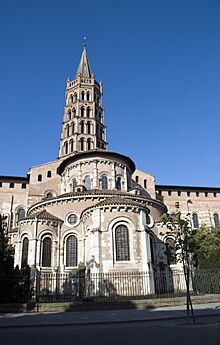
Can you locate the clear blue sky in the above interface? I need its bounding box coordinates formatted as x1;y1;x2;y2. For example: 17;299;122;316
0;0;220;187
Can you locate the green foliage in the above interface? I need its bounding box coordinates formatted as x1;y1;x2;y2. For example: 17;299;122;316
0;214;14;273
193;226;220;269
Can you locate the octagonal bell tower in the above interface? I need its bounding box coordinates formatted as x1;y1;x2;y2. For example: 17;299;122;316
59;41;107;158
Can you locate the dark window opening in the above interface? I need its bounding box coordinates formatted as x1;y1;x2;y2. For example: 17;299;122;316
38;174;42;182
66;235;78;267
9;182;14;188
21;237;29;268
115;225;130;261
42;237;52;267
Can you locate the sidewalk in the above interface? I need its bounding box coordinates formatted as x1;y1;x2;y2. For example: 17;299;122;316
0;302;219;328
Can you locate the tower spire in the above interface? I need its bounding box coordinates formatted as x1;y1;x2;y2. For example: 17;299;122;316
75;39;92;78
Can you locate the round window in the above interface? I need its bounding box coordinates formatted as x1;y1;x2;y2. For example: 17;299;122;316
67;213;78;225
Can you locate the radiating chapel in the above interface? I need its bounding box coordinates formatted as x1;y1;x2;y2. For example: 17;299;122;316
1;44;220;274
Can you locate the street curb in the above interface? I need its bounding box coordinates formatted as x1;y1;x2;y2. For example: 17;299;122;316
0;312;219;329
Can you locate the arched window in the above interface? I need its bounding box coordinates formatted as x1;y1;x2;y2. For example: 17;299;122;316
72;178;77;190
81;107;85;117
17;208;25;221
64;141;68;154
144;179;147;189
213;213;219;227
71;122;75;134
72;108;76;117
165;237;176;265
116;177;121;190
70;139;74;152
81;91;85;100
21;237;29;268
86;107;90;118
66;124;70;137
87;138;92;150
69;95;73;104
79;138;84;151
80;121;84;133
66;235;78;267
87;122;91;134
67;110;71;120
47;171;51;178
192;213;199;229
115;225;130;261
101;175;108;189
86;91;90;101
84;175;91;190
74;92;77;102
45;191;53;200
38;174;42;182
42;237;52;267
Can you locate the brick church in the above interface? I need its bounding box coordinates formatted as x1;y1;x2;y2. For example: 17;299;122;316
1;43;220;275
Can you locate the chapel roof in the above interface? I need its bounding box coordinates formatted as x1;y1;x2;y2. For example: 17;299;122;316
22;210;62;222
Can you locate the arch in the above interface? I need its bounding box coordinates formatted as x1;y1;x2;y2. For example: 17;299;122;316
66;235;78;267
165;237;176;265
69;139;74;152
67;110;71;120
84;175;91;190
72;178;77;191
38;174;42;182
69;94;73;104
87;121;91;134
21;237;29;268
80;121;84;134
74;92;77;102
115;224;130;261
87;138;92;150
86;107;91;118
213;213;219;227
81;91;85;100
116;176;122;190
44;191;53;200
100;175;108;190
17;207;25;221
66;124;70;137
72;108;76;117
81;107;85;117
64;141;68;155
86;91;90;101
71;122;75;134
42;237;52;267
192;213;199;229
79;138;84;151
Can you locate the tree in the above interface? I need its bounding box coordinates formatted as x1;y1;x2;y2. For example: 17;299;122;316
162;209;196;323
193;225;220;269
0;214;14;274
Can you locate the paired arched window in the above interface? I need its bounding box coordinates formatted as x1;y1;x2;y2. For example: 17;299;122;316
79;138;84;151
115;225;130;261
17;208;25;221
84;175;92;190
21;237;29;268
116;177;121;190
42;237;52;267
192;213;199;229
101;175;108;190
81;107;85;117
72;178;77;191
165;237;176;265
66;235;78;267
213;213;219;227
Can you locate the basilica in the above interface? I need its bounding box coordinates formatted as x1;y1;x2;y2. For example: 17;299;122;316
1;44;220;275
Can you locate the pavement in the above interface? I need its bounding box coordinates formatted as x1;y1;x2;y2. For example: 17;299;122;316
0;302;219;328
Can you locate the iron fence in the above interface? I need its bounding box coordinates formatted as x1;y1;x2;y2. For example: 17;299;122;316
0;269;219;303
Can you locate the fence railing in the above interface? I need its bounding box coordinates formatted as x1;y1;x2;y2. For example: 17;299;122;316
0;269;220;303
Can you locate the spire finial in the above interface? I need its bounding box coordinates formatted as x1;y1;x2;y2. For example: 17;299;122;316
83;36;86;48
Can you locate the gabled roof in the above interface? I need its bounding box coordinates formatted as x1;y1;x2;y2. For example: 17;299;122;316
24;210;62;222
95;196;146;208
75;43;92;78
